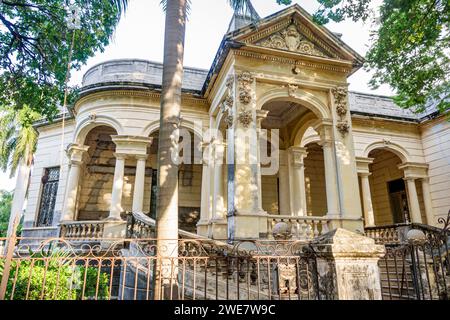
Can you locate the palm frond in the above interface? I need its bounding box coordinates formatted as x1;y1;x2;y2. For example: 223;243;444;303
160;0;192;15
227;0;260;19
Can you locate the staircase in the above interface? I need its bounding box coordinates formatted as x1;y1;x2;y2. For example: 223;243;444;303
378;254;417;300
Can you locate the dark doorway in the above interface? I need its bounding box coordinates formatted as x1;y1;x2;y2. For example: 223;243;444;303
388;179;410;224
149;169;157;220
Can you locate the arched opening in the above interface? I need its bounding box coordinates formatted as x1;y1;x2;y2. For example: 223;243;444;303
259;99;323;216
147;129;203;233
77;125;118;220
366;149;426;225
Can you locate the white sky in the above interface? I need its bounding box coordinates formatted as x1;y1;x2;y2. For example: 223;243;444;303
0;0;393;192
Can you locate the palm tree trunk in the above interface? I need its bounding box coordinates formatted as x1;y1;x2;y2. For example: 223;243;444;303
7;158;30;238
154;0;187;300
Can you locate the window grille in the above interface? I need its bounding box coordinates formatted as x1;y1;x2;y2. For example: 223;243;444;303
36;167;60;227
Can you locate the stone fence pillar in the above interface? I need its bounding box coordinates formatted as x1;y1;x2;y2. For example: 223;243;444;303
310;228;386;300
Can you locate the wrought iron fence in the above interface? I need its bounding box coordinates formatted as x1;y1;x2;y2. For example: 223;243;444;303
0;237;336;301
378;212;450;300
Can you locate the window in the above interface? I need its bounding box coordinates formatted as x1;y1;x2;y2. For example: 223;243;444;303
36;167;60;227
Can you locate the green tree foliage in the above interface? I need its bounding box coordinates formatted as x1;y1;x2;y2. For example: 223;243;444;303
0;0;128;119
312;0;449;114
0;190;13;237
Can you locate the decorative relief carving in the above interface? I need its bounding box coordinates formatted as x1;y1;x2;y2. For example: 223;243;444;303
237;71;254;105
225;114;234;129
239;91;252;105
226;74;234;90
332;86;350;137
88;113;97;122
257;24;328;58
224;95;234;109
238;110;253;128
336;121;350;137
288;84;298;97
332;87;348;117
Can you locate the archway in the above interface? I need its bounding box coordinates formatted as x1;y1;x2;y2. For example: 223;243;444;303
146;128;203;233
77;125;118;221
259;98;323;217
366;149;426;225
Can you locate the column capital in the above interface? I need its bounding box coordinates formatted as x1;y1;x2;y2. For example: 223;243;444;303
256;110;269;128
66;143;89;163
289;146;308;167
112;135;153;155
314;119;334;143
356;156;374;175
134;154;148;161
113;153;128;160
358;172;372;178
69;159;83;167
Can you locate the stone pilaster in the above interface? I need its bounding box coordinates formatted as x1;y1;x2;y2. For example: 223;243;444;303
228;71;267;240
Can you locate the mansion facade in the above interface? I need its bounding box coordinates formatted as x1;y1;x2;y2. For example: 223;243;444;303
16;5;450;242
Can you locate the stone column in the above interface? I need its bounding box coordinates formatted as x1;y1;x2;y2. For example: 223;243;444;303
359;173;375;227
212;141;226;220
311;228;385;300
405;177;422;223
256;110;269;212
315;123;340;217
420;178;435;225
198;139;213;236
61;144;90;222
288;147;308;217
132;155;148;213
108;153;126;221
210;141;228;239
278;150;290;215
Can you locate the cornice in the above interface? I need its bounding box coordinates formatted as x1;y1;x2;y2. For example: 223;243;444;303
75;89;209;111
234;49;352;74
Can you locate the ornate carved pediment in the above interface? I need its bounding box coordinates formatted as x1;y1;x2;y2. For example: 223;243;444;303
255;23;329;58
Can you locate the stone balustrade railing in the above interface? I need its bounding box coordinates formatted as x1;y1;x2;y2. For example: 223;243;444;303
267;215;330;240
60;221;106;239
364;224;405;244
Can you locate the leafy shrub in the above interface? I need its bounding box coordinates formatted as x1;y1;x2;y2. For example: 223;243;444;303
0;251;110;300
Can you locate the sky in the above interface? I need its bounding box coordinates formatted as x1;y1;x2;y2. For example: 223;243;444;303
0;0;393;192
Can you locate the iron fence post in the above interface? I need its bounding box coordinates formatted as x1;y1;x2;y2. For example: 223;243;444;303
0;215;20;300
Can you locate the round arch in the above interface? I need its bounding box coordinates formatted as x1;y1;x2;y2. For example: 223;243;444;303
257;87;331;120
74;115;124;144
292;114;320;146
141;119;204;139
363;141;410;163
